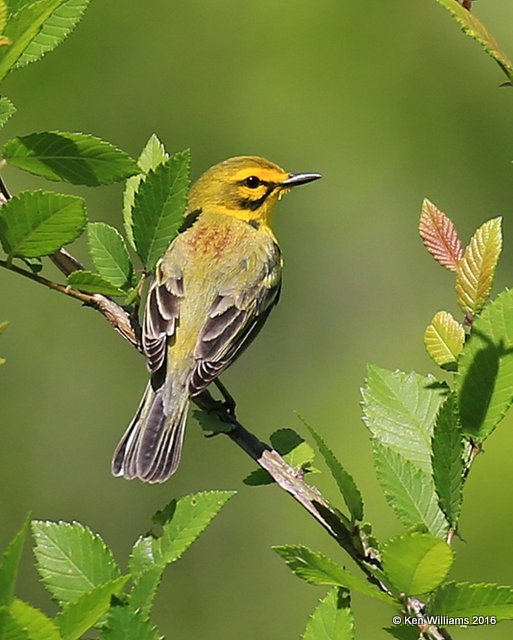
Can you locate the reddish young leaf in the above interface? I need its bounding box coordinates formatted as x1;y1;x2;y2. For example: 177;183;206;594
419;199;463;271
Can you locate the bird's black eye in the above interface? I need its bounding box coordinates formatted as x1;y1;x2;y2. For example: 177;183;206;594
244;175;260;189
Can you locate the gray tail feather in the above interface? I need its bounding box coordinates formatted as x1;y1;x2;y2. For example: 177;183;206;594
112;382;189;483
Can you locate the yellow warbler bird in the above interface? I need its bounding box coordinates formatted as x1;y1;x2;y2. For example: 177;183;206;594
112;156;321;482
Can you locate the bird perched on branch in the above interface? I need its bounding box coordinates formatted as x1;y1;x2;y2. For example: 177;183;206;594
112;155;321;482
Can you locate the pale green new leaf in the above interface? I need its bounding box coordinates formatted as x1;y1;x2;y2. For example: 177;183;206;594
435;0;513;81
67;271;125;297
0;518;29;607
382;533;453;595
123;134;168;250
456;217;502;316
418;199;462;271
9;599;61;640
373;442;448;538
132;149;191;270
14;0;91;69
301;418;363;521
456;288;513;441
3;131;139;186
0;0;66;83
362;365;447;473
0;191;86;258
87;223;132;288
430;582;513;620
99;606;160;640
32;521;121;604
432;394;463;528
129;491;235;574
302;588;354;640
424;311;464;370
56;576;128;640
0;97;15;128
273;545;393;604
0;1;7;34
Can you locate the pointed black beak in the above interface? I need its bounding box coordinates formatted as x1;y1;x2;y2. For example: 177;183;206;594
279;172;322;188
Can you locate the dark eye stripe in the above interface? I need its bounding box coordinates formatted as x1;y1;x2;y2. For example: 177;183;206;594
239;182;276;210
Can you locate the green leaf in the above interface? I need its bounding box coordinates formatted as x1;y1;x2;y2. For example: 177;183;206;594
0;518;29;607
435;0;513;82
14;0;91;69
383;625;420;640
273;545;393;604
0;97;15;128
362;366;447;473
0;190;86;258
301;418;363;521
244;428;317;486
456;288;513;441
3;131;139;186
0;0;66;83
132;149;191;270
123;134;168;251
373;442;448;538
87;223;132;288
9;599;61;640
32;521;121;604
99;606;160;640
129;491;235;574
127;566;161;620
382;533;453;595
455;217;502;316
56;576;128;640
0;610;30;640
302;588;355;640
424;311;465;370
66;271;125;297
432;394;463;528
430;582;513;620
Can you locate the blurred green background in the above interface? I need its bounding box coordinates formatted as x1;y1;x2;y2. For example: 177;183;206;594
2;1;513;638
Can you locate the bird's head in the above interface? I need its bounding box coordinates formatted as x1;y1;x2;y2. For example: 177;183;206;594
188;155;321;227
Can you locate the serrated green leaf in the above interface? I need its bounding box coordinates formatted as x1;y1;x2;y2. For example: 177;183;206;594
456;217;502;316
273;545;393;604
432;394;463;528
66;271;125;297
419;199;463;271
99;606;160;640
244;428;317;486
3;132;138;186
373;442;448;538
14;0;90;69
430;582;513;620
383;625;420;640
362;366;447;473
0;518;29;607
32;521;121;604
123;134;168;251
129;491;235;575
301;418;363;522
0;190;86;258
435;0;513;81
0;609;30;640
0;97;15;128
0;0;66;83
456;288;513;441
9;599;61;640
132;150;191;270
302;588;354;640
424;311;465;370
127;566;161;620
87;223;132;288
382;533;453;595
56;576;128;640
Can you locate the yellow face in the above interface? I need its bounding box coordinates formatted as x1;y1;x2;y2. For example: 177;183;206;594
188;155;320;227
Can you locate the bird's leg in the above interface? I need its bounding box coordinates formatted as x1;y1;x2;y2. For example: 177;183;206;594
213;378;237;417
